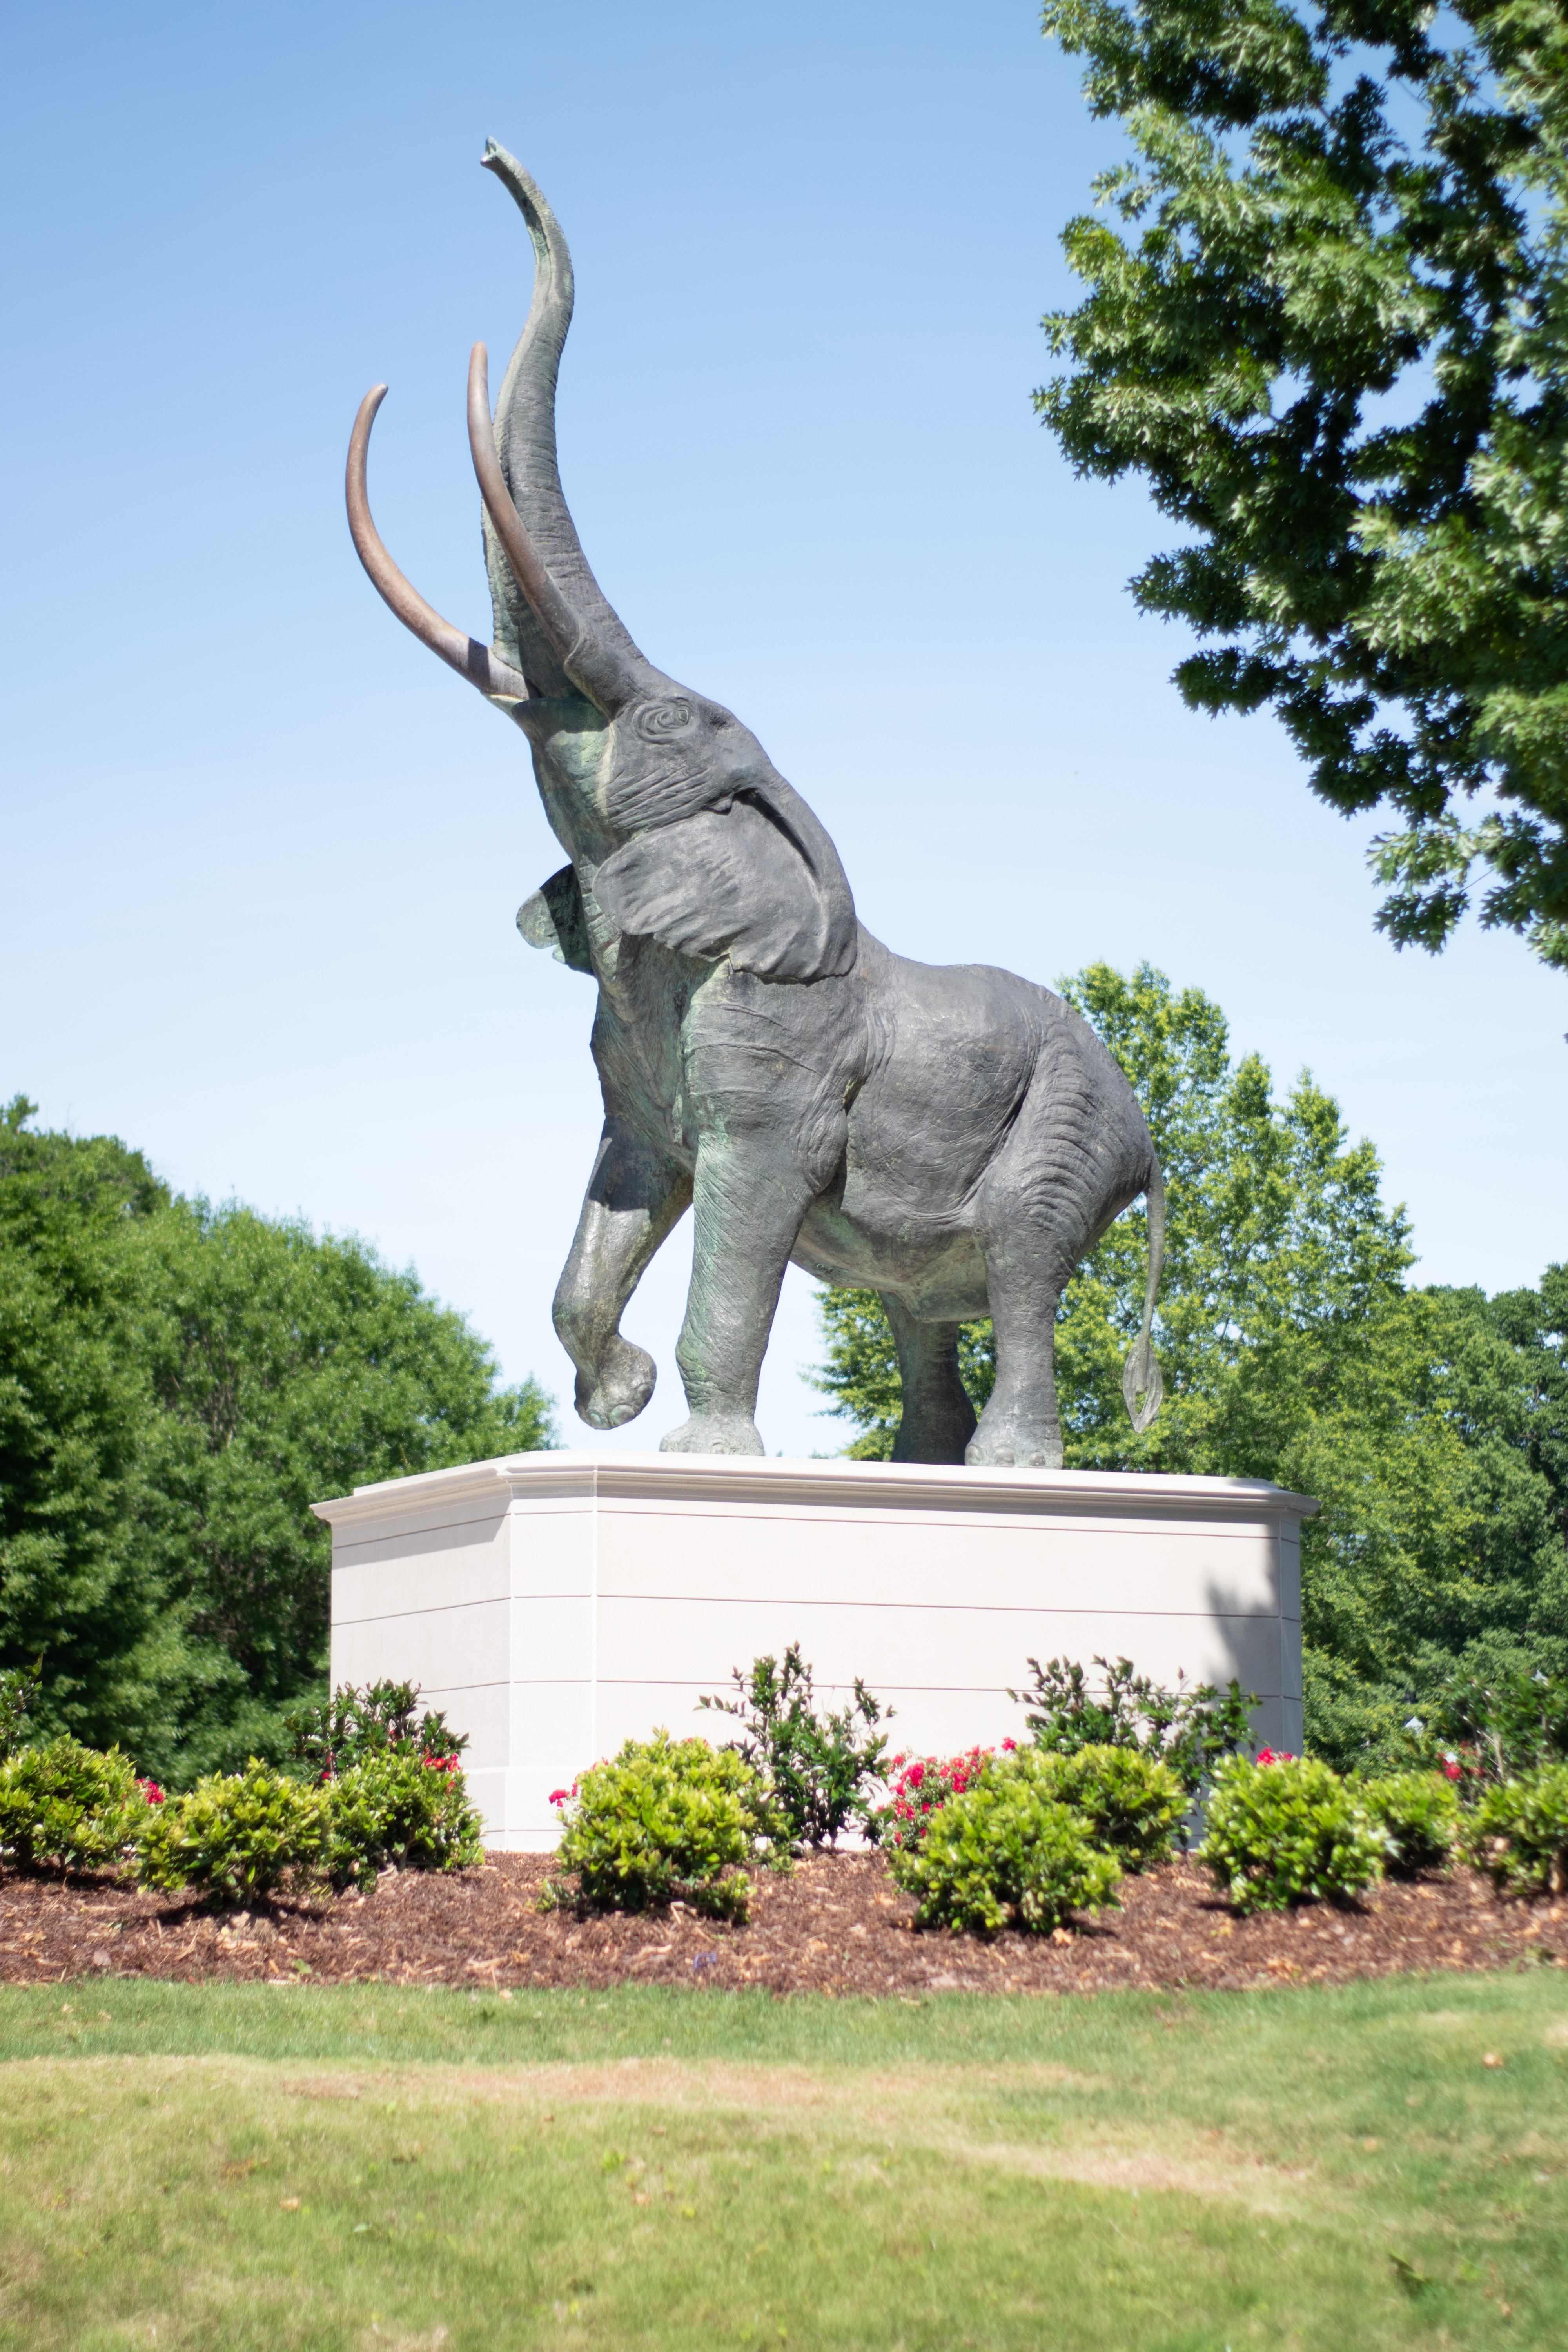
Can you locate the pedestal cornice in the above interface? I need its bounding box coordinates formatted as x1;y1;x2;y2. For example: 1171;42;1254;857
312;1448;1318;1532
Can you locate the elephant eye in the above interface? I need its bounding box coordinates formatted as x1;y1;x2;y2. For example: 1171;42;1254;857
633;699;693;741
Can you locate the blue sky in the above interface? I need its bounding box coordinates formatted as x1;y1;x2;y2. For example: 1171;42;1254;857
3;0;1563;1461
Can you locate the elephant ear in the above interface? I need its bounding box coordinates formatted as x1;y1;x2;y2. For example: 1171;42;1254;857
517;864;593;973
595;790;856;981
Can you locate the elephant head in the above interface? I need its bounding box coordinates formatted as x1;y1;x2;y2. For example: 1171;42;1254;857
347;141;857;986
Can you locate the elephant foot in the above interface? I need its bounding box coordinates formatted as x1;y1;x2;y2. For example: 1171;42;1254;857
574;1335;656;1431
966;1410;1063;1470
659;1412;766;1457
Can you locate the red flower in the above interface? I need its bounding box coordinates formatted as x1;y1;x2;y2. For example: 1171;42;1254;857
1443;1760;1463;1782
1001;1737;1018;1752
136;1778;165;1805
548;1786;577;1807
1255;1749;1296;1766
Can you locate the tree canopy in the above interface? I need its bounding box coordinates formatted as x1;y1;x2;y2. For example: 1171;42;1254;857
814;967;1568;1765
0;1097;555;1783
1037;0;1568;971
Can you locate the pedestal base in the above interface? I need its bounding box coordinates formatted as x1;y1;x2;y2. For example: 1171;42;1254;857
314;1452;1313;1849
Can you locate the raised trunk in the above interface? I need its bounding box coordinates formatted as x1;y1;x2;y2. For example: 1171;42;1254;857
481;141;654;701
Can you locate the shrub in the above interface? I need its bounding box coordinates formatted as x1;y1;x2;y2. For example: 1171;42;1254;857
698;1645;890;1849
1410;1668;1568;1795
1199;1753;1385;1914
0;1666;39;1762
1465;1763;1568;1896
550;1731;774;1920
286;1680;470;1782
888;1756;1121;1935
0;1737;143;1873
1031;1744;1186;1871
1012;1653;1257;1797
1358;1771;1459;1877
868;1745;1013;1852
874;1743;1181;1874
134;1759;328;1906
324;1748;485;1891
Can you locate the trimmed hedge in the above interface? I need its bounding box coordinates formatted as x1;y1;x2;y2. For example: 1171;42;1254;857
0;1738;145;1873
1029;1744;1186;1871
550;1731;777;1921
887;1755;1122;1934
134;1762;329;1905
324;1750;485;1892
1359;1771;1459;1877
1465;1763;1568;1896
1200;1754;1386;1913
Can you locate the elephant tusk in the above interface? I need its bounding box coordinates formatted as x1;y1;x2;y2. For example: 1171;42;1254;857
346;383;530;703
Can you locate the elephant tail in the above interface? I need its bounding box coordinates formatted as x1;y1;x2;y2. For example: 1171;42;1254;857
1120;1155;1165;1437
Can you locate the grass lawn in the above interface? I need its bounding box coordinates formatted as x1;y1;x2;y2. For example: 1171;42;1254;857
0;1971;1564;2349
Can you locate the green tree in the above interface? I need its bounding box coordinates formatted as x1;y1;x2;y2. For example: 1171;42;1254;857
1037;0;1568;970
813;969;1568;1764
0;1096;179;1764
1277;1276;1567;1761
0;1097;556;1781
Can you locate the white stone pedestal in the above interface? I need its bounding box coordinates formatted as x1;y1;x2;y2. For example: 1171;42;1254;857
314;1452;1314;1851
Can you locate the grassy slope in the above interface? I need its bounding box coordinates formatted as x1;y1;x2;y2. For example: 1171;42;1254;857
0;1974;1565;2350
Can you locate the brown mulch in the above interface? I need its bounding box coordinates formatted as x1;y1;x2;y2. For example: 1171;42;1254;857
1;1852;1564;1996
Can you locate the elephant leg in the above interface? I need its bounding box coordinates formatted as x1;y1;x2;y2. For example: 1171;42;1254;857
553;1118;693;1432
661;1136;819;1457
966;1227;1068;1470
882;1294;976;1465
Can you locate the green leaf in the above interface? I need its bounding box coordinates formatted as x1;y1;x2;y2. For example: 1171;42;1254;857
1037;0;1568;965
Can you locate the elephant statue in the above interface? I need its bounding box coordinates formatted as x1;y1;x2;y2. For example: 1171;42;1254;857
345;141;1165;1467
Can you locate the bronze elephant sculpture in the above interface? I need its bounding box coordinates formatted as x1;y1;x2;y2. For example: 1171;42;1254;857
346;142;1164;1466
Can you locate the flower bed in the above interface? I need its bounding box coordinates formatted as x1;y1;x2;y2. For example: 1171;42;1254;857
0;1848;1561;1995
5;1659;1565;1987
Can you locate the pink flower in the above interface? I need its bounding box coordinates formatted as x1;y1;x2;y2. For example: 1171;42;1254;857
1255;1749;1296;1766
136;1778;165;1805
548;1786;577;1807
1001;1737;1018;1752
1443;1760;1462;1782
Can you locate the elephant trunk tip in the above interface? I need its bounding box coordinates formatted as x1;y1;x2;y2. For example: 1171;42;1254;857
1121;1153;1166;1438
1121;1338;1164;1437
480;136;527;185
